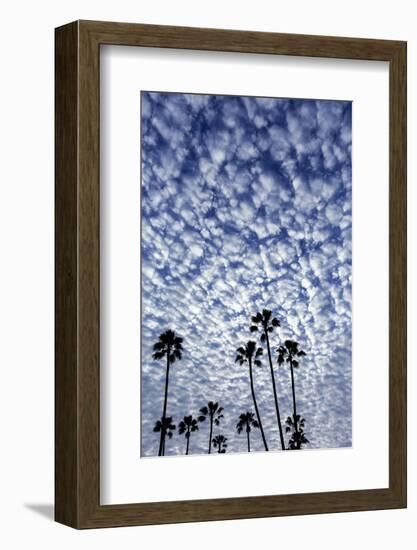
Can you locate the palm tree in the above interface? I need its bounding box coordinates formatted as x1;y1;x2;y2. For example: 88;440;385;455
178;414;200;455
153;416;176;456
152;329;183;456
236;411;259;452
235;342;268;451
285;415;309;450
250;309;285;450
277;340;306;449
199;401;224;454
212;434;228;454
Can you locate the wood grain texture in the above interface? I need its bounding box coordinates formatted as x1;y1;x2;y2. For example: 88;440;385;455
55;20;407;529
55;21;79;527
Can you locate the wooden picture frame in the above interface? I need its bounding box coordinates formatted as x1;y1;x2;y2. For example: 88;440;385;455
55;20;407;529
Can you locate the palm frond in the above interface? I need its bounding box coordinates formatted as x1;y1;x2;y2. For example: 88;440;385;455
262;309;272;322
251;313;262;323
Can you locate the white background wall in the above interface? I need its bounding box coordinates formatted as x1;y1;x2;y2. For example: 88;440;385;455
0;1;414;548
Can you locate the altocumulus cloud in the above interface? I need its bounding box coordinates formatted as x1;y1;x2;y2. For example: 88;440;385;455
140;91;352;457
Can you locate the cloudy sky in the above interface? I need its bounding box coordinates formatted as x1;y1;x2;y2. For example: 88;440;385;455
140;91;352;457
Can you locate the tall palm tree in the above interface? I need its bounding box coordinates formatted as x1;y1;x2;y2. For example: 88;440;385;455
178;414;200;455
212;434;228;454
277;340;306;449
153;416;176;456
235;341;268;451
152;329;183;456
250;309;285;450
199;401;224;454
236;411;259;452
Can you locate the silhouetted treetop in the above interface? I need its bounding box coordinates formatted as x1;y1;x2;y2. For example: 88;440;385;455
212;434;228;453
250;309;280;342
153;417;176;439
199;401;224;426
286;415;309;450
277;340;306;368
236;412;259;433
152;329;183;363
178;415;200;438
235;341;263;367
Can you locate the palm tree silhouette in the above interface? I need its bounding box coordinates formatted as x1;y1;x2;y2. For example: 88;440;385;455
285;414;309;449
236;411;259;452
235;341;269;451
212;434;228;454
277;340;307;449
250;309;285;450
178;414;200;455
199;401;224;454
153;416;176;456
152;329;183;456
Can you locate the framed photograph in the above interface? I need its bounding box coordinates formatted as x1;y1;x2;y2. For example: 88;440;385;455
55;20;406;528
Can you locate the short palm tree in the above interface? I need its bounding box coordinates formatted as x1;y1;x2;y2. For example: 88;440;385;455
178;414;200;455
199;401;224;454
250;309;285;450
236;411;259;452
153;416;176;456
212;434;228;454
152;329;183;456
285;415;309;449
235;341;268;451
277;340;306;449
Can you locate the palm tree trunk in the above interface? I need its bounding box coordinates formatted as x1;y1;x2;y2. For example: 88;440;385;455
265;330;285;450
162;347;171;419
186;432;190;455
159;347;171;456
290;359;299;447
248;358;268;451
158;432;164;456
208;416;213;454
247;426;251;453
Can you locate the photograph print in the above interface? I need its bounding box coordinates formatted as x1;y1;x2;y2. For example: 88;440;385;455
140;91;352;458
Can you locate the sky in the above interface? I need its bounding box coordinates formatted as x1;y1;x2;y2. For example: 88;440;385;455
140;91;352;457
